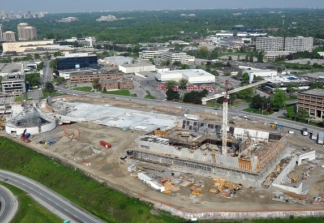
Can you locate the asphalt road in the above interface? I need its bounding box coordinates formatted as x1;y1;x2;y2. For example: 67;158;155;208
0;170;105;223
0;184;18;223
42;60;53;85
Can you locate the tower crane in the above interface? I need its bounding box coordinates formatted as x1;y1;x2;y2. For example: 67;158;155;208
222;80;229;155
201;79;268;155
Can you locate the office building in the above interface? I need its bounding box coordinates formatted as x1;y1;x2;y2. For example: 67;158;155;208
119;63;156;74
2;74;26;95
69;71;124;83
160;51;195;65
155;69;215;84
0;24;3;41
2;39;54;52
256;37;284;51
297;89;324;119
99;78;134;90
285;36;313;52
3;31;16;42
17;23;37;40
56;53;98;70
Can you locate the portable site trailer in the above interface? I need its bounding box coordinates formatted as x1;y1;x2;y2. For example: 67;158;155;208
312;131;318;140
318;132;324;145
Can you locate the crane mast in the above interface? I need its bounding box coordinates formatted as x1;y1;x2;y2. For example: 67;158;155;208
222;80;229;155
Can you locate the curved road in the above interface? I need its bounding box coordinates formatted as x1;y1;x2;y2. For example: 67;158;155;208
0;184;18;223
0;170;105;223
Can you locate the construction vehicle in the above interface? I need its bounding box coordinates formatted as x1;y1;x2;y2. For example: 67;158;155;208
291;178;297;183
271;123;283;130
20;129;31;143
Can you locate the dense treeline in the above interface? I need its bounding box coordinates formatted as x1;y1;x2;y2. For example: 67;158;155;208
1;9;324;43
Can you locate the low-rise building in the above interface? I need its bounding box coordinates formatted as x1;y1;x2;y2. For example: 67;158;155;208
99;78;133;90
160;51;195;65
2;39;54;53
297;89;324;119
69;71;124;83
155;69;215;84
119;63;156;74
2;74;25;95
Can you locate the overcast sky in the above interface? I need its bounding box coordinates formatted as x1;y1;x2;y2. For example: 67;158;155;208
1;0;324;13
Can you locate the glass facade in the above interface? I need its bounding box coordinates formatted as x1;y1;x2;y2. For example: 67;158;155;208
56;56;98;70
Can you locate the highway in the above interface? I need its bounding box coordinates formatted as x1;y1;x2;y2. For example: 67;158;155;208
55;86;323;133
0;184;18;223
0;170;105;223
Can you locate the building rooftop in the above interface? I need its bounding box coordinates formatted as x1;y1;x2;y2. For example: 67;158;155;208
119;63;154;68
0;63;23;75
2;74;25;82
100;78;131;83
160;69;214;78
299;88;324;97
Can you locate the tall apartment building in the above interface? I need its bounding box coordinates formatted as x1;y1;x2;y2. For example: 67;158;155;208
3;31;16;42
256;36;284;51
0;24;3;41
17;23;37;40
285;36;313;52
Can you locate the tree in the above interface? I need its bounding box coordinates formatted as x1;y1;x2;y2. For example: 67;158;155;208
103;87;107;93
228;56;232;60
178;79;188;89
286;105;295;119
197;46;210;59
49;60;57;69
92;78;100;89
236;87;254;100
34;54;41;60
44;82;54;93
309;82;324;90
53;52;63;57
165;80;177;90
166;89;179;101
296;107;309;122
251;94;269;110
271;88;286;108
242;73;249;83
286;83;298;95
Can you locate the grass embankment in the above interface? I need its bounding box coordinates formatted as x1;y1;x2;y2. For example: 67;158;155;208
243;108;274;115
72;86;93;92
0;137;179;223
0;182;61;223
103;89;137;97
144;90;156;99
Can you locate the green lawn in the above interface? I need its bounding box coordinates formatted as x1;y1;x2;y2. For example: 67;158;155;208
0;182;61;223
278;116;324;128
103;90;137;97
15;96;23;102
0;138;179;223
72;86;94;92
144;90;156;99
41;89;61;98
243;107;274;115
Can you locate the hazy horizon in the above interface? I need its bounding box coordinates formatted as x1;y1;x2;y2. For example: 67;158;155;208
1;0;324;14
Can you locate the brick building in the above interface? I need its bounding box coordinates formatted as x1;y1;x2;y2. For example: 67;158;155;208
297;89;324;119
100;79;134;90
70;71;124;84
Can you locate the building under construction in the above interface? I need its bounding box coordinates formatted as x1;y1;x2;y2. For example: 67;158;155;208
128;120;289;187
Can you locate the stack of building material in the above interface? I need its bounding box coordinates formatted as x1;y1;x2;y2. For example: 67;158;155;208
286;192;308;201
164;181;180;194
311;196;324;205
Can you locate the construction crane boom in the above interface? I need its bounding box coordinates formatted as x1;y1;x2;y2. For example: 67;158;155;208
201;80;268;105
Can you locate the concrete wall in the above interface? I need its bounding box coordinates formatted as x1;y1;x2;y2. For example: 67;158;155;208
273;156;297;185
297;150;316;165
272;182;303;194
6;126;39;135
132;148;289;187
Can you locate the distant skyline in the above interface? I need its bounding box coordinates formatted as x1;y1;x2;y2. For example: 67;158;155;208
1;0;324;13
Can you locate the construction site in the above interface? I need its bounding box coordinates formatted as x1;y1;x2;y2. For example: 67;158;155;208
2;92;324;220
